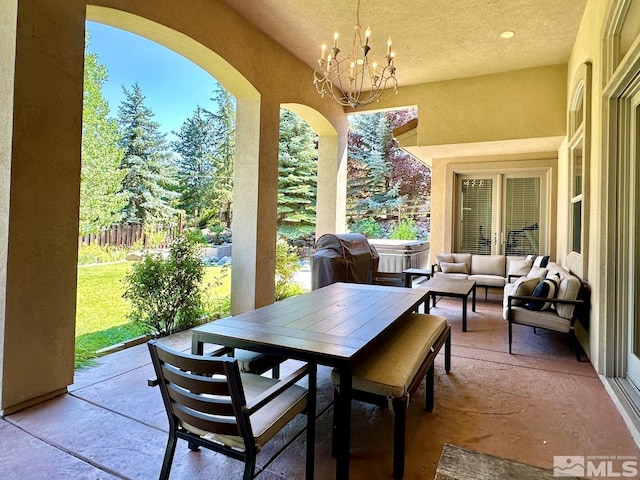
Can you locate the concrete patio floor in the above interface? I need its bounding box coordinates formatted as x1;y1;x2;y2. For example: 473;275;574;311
1;291;639;479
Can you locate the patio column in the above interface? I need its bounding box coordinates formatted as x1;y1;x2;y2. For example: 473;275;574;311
231;96;280;313
0;0;84;414
315;130;348;238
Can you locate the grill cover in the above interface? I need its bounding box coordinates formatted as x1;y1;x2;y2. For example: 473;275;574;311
310;233;379;290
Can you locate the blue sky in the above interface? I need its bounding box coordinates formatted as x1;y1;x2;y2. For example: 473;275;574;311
86;21;221;136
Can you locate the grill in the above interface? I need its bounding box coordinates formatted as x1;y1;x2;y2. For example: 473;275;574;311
310;233;379;290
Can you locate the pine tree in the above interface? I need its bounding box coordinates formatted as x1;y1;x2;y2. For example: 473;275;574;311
205;85;235;228
79;32;127;235
346;108;429;217
172;106;215;220
117;83;179;223
347;111;402;214
277;109;317;238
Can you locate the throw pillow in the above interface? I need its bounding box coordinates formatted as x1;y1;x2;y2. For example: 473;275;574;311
507;259;533;278
510;276;540;305
526;277;558;311
440;261;468;274
527;266;548;282
526;254;550;268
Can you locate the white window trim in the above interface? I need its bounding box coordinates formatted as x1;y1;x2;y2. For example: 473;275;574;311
566;62;591;278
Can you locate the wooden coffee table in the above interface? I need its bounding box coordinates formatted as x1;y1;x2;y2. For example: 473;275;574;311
422;276;476;332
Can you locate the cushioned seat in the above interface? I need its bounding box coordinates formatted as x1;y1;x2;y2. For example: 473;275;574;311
504;262;585;361
336;313;447;398
332;313;451;479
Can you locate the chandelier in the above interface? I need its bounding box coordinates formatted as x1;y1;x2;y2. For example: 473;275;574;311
313;0;397;109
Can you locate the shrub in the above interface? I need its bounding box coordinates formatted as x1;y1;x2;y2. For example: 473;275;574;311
123;234;205;337
77;243;128;265
143;224;169;249
202;264;232;320
275;238;303;301
390;218;419;240
349;217;383;238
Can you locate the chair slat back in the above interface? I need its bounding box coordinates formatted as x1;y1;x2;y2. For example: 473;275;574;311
148;340;252;446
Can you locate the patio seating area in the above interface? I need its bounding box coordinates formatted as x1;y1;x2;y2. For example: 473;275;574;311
1;290;638;479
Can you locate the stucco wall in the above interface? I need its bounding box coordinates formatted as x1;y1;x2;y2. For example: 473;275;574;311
360;64;567;146
564;0;608;371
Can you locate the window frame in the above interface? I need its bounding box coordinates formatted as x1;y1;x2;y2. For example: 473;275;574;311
566;62;591;277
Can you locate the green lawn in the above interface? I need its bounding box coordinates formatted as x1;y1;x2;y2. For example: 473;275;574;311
75;261;230;367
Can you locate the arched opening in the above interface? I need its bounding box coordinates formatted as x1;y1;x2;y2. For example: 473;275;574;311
282;103;343;239
77;21;240;365
85;7;268;317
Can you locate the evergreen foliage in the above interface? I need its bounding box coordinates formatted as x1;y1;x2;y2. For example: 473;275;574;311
80;34;127;235
117;83;179;223
347;108;430;216
277;109;317;238
172;106;216;219
203;85;235;228
348;111;400;214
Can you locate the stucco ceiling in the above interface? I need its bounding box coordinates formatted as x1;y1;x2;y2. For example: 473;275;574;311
220;0;588;87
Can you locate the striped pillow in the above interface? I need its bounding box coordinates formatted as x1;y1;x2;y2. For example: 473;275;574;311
526;277;558;311
526;254;550;268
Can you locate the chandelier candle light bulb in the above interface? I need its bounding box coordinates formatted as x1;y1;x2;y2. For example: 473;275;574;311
313;0;398;108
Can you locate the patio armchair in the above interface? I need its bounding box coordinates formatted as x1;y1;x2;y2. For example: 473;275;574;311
147;340;316;480
504;262;587;361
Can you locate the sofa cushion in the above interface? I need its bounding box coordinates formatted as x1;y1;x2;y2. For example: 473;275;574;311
510;277;539;305
452;253;472;271
435;253;454;267
526;277;558;311
469;274;506;287
441;261;468;274
507;258;533;278
555;275;582;319
471;255;505;276
509;306;572;333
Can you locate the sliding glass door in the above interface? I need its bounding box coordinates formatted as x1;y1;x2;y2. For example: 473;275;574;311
456;173;547;255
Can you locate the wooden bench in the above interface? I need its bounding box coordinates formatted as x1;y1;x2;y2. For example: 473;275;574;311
331;313;452;479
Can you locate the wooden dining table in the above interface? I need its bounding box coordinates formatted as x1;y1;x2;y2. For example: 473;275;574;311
191;281;429;480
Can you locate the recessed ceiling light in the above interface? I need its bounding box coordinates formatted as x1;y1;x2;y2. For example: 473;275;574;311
500;31;515;39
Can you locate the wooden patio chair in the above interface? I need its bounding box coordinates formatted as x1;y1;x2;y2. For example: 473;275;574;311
148;340;316;480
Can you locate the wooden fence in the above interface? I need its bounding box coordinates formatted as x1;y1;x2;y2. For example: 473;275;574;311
78;223;182;249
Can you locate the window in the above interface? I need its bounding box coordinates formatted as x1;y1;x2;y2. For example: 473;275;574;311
570;136;583;254
566;63;591;276
456;173;547;256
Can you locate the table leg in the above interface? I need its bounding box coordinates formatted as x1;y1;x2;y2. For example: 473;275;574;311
472;286;477;312
404;271;412;288
191;332;204;355
462;296;467;332
335;366;352;480
425;294;432;314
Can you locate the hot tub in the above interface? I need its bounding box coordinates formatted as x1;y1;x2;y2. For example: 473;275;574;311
368;239;430;273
